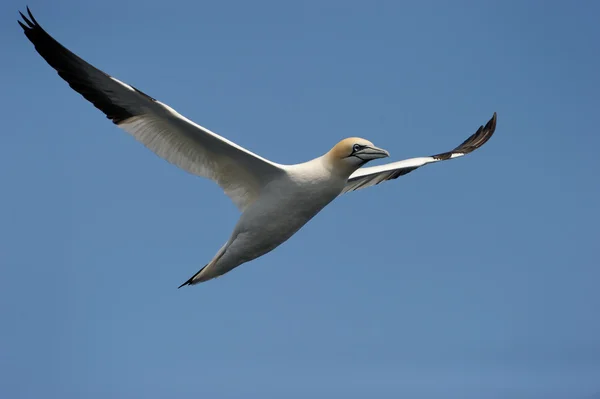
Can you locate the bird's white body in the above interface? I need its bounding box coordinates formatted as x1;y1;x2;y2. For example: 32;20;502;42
19;7;497;287
205;158;344;281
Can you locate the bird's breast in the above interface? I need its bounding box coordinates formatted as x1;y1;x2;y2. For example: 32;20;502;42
233;172;344;254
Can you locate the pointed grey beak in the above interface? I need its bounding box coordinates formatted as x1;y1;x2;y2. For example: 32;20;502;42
357;146;390;160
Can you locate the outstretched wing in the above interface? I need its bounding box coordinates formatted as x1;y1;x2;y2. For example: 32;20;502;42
343;113;497;193
18;7;284;211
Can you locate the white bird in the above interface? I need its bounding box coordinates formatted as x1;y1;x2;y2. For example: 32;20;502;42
19;8;497;287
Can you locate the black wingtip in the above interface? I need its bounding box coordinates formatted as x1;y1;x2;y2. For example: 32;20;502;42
18;6;38;30
27;6;39;26
432;112;497;161
488;112;497;133
18;11;30;27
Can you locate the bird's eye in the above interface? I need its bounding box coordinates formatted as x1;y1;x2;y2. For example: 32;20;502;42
353;144;361;152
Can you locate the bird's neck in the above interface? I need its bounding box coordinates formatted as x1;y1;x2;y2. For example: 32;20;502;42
321;152;360;179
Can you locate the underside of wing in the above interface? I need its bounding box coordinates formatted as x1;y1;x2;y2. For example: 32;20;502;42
18;7;283;211
343;112;497;193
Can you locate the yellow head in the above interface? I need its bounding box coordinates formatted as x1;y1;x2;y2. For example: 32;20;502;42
324;137;389;175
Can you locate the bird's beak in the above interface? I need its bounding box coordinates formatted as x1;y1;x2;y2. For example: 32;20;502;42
357;146;390;160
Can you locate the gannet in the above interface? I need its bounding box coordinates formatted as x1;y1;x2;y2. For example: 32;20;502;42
18;8;497;287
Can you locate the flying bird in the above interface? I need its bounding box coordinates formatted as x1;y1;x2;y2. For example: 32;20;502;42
18;8;497;287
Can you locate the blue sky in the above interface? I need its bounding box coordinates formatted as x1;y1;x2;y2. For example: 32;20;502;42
1;0;599;398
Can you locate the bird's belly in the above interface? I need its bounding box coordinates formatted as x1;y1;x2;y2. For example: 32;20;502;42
235;189;338;260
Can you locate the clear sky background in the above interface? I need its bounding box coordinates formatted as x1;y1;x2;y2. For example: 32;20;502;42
1;1;599;398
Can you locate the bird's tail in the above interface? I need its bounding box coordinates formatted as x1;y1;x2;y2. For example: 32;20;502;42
177;244;228;288
178;264;208;288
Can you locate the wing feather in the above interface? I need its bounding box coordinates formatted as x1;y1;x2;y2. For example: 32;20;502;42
19;7;283;211
343;113;497;193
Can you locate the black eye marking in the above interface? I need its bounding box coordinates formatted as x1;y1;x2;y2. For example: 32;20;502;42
345;143;368;161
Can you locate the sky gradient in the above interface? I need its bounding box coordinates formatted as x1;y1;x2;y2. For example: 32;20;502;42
1;1;599;398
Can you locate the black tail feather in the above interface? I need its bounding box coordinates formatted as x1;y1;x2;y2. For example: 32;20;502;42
177;264;207;289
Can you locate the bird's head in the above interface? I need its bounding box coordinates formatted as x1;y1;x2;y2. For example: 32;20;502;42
324;137;389;175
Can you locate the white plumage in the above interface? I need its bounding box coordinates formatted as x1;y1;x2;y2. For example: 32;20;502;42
19;8;497;287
